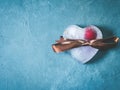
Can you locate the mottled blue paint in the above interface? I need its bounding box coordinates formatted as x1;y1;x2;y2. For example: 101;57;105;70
0;0;120;90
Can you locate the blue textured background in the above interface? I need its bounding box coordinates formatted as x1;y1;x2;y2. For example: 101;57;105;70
0;0;120;90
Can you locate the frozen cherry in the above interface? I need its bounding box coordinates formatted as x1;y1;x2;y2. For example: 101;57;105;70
85;27;97;40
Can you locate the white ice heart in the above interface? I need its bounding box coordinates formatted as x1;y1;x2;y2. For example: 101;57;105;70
63;25;103;63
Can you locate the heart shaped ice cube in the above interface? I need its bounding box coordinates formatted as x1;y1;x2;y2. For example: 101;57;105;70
63;25;103;63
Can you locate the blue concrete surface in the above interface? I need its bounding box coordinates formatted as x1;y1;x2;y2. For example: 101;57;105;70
0;0;120;90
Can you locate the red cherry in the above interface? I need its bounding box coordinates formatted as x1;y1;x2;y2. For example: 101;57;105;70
85;27;97;40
